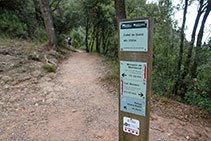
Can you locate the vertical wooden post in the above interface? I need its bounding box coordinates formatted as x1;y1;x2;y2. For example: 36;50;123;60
118;17;154;141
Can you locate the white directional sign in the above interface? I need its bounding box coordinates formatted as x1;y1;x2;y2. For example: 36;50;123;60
120;61;147;116
123;117;140;136
120;20;148;52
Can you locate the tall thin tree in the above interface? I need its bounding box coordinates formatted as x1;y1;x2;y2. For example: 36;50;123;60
191;1;211;78
174;0;205;96
173;0;188;95
177;0;188;72
40;0;57;48
181;0;204;79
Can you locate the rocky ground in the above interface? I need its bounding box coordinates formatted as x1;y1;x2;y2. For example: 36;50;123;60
0;39;210;140
0;38;66;86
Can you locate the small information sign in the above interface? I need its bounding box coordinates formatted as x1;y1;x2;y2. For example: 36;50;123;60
123;117;140;136
120;20;148;52
120;61;147;116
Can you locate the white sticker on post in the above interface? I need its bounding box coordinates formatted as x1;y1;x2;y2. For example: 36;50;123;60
123;117;140;136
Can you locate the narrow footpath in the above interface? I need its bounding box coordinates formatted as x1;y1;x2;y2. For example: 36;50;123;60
30;51;119;140
0;50;210;141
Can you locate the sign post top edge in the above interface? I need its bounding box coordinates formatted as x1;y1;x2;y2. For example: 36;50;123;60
118;17;153;24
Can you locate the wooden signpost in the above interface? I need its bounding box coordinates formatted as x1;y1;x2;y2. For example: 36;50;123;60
118;17;154;141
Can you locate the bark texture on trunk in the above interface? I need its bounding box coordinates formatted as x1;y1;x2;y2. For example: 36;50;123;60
115;0;126;20
182;0;204;80
173;0;188;95
85;18;89;53
177;0;188;72
40;0;57;48
96;26;100;53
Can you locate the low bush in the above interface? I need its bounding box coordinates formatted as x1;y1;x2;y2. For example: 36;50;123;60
42;64;56;73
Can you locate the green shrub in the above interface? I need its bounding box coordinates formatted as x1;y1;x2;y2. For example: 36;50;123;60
33;27;48;42
185;91;211;114
72;39;80;48
184;63;211;114
0;10;28;38
70;27;85;47
105;32;118;58
42;64;56;72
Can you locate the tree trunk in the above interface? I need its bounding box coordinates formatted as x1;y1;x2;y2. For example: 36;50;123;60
103;33;110;55
182;0;204;80
85;18;89;53
101;26;106;54
90;36;95;52
173;0;204;96
89;28;96;52
114;0;126;20
191;2;211;78
39;0;57;48
177;0;188;72
173;0;188;94
96;26;100;53
33;0;43;26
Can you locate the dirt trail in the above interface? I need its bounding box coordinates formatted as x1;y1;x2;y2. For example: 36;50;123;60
0;50;210;141
29;50;118;140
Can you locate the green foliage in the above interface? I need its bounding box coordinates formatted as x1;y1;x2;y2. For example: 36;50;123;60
0;10;28;38
184;62;211;113
105;32;118;58
70;27;85;48
103;57;119;85
160;96;172;104
42;64;56;72
33;27;48;42
177;96;182;102
0;0;47;40
57;34;67;48
182;39;211;113
52;0;81;35
185;88;211;114
72;39;80;48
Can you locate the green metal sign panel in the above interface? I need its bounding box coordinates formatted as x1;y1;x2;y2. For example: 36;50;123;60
120;61;147;116
120;20;148;52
